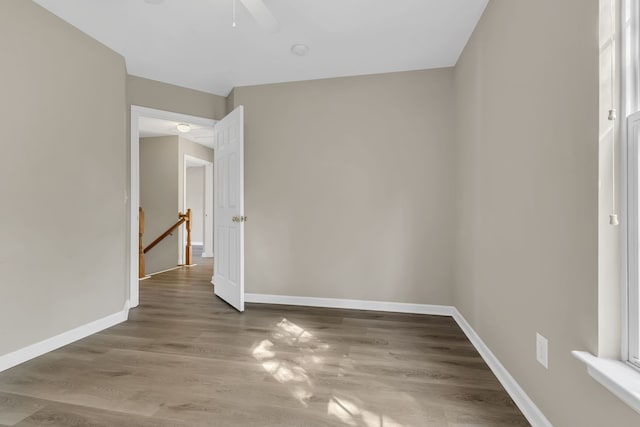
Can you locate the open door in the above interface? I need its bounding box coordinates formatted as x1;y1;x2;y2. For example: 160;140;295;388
212;106;245;311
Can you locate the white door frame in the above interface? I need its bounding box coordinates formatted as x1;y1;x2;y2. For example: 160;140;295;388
182;154;214;258
129;106;216;308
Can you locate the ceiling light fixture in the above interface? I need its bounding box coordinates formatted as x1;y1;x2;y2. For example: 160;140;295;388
176;123;191;133
291;44;309;56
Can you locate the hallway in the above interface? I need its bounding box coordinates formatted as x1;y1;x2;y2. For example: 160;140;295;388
0;260;527;426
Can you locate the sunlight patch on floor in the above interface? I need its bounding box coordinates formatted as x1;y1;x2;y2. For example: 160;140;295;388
251;318;412;425
251;318;328;407
328;395;406;427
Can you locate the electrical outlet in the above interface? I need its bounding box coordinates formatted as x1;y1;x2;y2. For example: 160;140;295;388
536;333;548;369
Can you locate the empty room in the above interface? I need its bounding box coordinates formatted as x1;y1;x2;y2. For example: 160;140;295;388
1;0;640;426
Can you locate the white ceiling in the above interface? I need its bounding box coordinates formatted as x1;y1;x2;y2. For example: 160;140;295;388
33;0;488;96
139;116;215;148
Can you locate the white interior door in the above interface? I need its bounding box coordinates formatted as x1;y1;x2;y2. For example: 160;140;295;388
212;106;245;311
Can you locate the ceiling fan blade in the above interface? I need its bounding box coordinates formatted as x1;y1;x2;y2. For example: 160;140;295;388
239;0;280;33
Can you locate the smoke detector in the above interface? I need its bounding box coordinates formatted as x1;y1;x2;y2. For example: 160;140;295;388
291;44;309;56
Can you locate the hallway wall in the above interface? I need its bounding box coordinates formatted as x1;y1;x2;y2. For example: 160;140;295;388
140;137;180;274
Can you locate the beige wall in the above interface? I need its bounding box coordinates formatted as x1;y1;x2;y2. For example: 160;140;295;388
453;0;638;425
0;1;127;355
186;167;205;243
230;69;456;304
179;138;215;164
127;75;226;120
140;137;180;274
226;89;236;115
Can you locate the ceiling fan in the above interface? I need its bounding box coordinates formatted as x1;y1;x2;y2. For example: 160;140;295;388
145;0;279;33
235;0;280;33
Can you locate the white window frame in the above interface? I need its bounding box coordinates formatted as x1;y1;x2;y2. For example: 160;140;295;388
624;0;640;369
627;112;640;368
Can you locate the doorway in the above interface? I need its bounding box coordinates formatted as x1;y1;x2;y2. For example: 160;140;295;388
129;106;216;308
183;155;214;261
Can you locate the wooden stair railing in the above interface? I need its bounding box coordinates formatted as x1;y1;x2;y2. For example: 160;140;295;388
138;208;192;278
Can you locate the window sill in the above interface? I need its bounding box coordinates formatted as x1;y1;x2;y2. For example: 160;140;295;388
572;351;640;414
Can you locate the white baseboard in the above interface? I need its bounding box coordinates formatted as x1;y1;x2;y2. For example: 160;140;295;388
244;293;455;316
0;302;129;373
451;308;552;427
147;266;181;276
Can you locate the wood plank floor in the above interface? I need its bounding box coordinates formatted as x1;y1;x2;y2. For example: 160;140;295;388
0;258;528;426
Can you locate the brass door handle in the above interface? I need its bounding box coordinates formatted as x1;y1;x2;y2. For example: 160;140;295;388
232;216;247;223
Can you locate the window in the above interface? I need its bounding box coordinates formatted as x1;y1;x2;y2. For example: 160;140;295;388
625;0;640;369
628;113;640;368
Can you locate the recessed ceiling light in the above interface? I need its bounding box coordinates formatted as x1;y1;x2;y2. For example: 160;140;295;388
144;0;165;4
291;44;309;56
176;123;191;133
